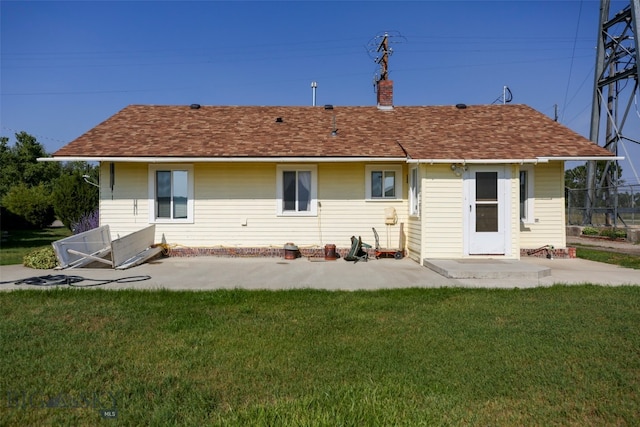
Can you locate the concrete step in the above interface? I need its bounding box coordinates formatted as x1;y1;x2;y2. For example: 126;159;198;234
423;258;551;280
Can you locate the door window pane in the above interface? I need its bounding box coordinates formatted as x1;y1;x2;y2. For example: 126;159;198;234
476;204;498;232
476;172;498;201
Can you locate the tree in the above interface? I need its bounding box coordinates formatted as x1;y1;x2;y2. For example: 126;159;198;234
0;132;61;200
52;162;99;229
2;183;56;228
0;132;63;229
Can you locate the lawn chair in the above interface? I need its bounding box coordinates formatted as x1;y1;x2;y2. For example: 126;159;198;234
343;236;370;263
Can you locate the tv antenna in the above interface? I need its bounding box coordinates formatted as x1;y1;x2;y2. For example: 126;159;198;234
367;31;406;87
491;86;513;104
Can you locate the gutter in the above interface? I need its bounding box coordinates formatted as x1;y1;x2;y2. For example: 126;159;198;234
407;155;623;164
406;158;548;164
536;156;624;161
38;155;623;164
38;156;409;163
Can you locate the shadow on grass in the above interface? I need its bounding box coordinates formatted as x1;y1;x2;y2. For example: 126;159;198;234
0;227;71;265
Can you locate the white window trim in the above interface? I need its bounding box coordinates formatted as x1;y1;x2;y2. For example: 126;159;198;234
409;166;420;217
148;164;194;224
520;165;535;224
365;164;403;201
276;165;318;216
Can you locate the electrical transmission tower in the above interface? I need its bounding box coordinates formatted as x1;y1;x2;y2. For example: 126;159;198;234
584;0;640;225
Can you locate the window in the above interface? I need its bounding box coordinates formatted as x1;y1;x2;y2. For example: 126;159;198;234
148;165;194;223
519;166;534;224
276;165;317;216
365;165;402;200
409;166;420;216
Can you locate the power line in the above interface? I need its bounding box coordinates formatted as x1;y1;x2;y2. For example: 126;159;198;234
561;0;584;123
1;126;67;144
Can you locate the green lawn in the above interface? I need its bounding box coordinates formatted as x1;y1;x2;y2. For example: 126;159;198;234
576;247;640;269
0;227;71;266
1;287;639;426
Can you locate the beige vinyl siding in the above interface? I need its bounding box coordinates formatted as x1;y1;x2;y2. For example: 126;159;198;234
422;165;464;259
407;217;422;261
518;162;567;249
100;162;408;249
99;163;149;238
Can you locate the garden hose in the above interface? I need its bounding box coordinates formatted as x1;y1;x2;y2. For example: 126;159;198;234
0;274;152;287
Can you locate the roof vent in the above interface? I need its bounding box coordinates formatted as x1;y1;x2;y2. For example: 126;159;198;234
190;104;201;109
324;104;334;110
275;117;283;123
455;103;467;109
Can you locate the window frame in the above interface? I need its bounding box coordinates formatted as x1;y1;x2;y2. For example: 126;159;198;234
365;165;403;201
409;166;420;217
519;165;534;224
148;164;194;224
276;165;318;216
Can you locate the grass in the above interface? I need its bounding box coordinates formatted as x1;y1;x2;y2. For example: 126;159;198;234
0;227;71;266
577;247;640;269
1;287;639;425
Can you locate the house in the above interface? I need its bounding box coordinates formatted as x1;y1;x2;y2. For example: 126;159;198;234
49;81;616;263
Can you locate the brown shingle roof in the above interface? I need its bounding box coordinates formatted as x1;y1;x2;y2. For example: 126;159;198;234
53;104;613;160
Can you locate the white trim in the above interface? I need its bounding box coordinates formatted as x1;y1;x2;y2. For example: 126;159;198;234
536;156;623;161
41;155;622;164
365;164;403;200
519;165;535;225
407;156;622;164
148;164;194;224
407;158;546;164
276;165;318;216
409;166;420;217
40;156;407;163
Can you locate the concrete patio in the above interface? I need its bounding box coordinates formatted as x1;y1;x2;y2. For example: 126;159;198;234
1;254;638;291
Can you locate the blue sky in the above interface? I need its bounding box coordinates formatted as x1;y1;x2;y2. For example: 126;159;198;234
1;1;638;183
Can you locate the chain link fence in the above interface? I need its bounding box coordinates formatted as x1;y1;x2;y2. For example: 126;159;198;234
566;184;640;226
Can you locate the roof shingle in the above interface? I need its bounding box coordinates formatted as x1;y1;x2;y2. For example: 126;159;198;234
53;104;613;160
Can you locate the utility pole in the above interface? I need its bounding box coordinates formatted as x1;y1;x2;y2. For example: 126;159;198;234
584;0;640;225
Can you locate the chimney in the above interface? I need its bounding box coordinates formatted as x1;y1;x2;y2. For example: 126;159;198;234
377;80;393;110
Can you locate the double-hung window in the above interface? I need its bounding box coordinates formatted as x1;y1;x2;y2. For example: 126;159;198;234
365;165;402;200
276;165;317;216
149;164;194;223
519;165;534;224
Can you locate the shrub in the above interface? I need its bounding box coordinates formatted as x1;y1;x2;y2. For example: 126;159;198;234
23;247;58;269
71;210;99;234
599;228;626;239
582;226;599;236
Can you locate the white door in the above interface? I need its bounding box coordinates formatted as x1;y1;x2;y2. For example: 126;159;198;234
465;166;509;255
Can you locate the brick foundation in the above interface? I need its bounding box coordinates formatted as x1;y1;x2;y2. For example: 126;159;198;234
168;246;369;259
521;247;576;259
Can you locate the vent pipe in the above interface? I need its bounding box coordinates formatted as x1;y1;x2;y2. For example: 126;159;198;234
311;81;317;106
